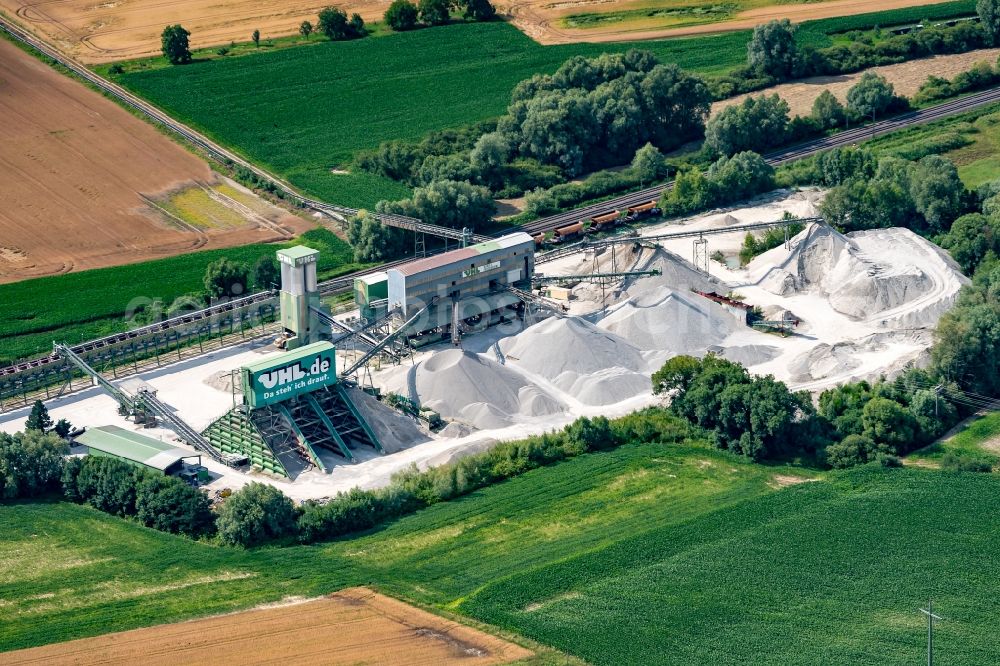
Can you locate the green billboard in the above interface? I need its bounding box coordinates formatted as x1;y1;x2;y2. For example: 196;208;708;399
240;341;337;409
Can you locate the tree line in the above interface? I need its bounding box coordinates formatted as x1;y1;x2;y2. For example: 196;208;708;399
160;0;496;65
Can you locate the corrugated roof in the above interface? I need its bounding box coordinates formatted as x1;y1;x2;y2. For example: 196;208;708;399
76;425;195;471
241;341;334;374
392;233;534;277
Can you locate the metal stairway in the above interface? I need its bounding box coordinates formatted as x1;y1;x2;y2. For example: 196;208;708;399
312;384;383;454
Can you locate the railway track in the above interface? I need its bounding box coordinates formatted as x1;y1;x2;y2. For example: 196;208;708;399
520;85;1000;234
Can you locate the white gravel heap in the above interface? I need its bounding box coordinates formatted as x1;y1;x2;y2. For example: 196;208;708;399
384;349;565;430
749;224;969;327
500;316;652;406
598;289;742;355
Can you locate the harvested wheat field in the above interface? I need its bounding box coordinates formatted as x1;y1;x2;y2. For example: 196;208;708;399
0;38;308;283
1;0;358;63
713;47;1000;119
506;0;956;45
0;588;535;665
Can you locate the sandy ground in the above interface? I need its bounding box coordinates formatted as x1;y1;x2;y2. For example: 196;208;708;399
0;38;306;283
0;588;534;665
714;48;1000;119
505;0;955;45
0;0;342;63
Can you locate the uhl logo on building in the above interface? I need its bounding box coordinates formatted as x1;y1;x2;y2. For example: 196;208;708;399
258;357;331;390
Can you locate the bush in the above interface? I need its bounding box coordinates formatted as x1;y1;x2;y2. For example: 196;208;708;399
824;434;886;469
376;179;496;231
384;0;419;30
705;95;790;157
418;0;451;25
942;453;993;473
0;431;68;500
318;6;366;39
136;475;217;538
68;457;148;516
216;482;299;547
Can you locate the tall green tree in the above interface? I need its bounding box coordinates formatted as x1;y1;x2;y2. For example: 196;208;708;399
347;211;407;262
846;72;895;119
251;29;260;47
136;476;217;538
203;258;250;299
384;0;419;30
318;6;363;39
418;0;451;25
462;0;496;21
217;482;299;547
0;431;67;499
746;19;799;78
252;255;280;290
978;0;1000;45
630;142;668;185
704;94;790;156
160;24;192;65
377;180;496;231
25;400;52;433
299;20;313;38
811;89;846;130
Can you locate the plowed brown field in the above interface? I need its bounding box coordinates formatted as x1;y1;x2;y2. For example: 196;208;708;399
0;37;306;283
0;588;535;665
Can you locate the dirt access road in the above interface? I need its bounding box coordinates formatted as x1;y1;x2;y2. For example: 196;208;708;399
0;37;303;283
0;588;535;665
713;47;1000;118
507;0;958;45
0;0;362;63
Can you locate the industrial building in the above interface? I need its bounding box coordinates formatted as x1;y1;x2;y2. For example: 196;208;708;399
76;425;203;476
380;232;535;340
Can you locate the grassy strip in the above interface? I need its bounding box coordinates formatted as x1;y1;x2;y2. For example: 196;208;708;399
0;229;365;366
908;410;1000;466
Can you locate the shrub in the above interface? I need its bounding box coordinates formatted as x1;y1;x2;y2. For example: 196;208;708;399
216;482;298;547
0;431;67;500
941;452;993;473
135;475;217;538
385;0;419;31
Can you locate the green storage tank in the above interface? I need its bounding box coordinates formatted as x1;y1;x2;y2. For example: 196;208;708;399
355;271;389;320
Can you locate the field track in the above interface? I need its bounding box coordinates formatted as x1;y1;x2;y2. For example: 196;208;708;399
511;0;962;45
0;588;534;665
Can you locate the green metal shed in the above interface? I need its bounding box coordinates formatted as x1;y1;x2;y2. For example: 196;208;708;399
75;425;200;474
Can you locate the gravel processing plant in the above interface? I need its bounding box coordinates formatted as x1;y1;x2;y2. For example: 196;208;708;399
0;190;968;499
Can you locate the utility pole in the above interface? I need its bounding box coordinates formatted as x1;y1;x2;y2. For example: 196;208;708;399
920;600;943;666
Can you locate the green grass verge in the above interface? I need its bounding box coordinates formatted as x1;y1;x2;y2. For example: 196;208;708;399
908;410;1000;466
0;228;365;366
3;442;1000;664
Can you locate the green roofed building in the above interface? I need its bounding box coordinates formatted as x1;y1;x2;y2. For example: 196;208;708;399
76;425;201;474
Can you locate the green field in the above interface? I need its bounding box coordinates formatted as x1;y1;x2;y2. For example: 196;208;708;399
115;23;751;209
112;3;978;210
0;229;363;366
4;435;1000;664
